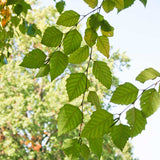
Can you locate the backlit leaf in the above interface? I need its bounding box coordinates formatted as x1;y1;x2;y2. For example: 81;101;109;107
41;26;63;47
140;88;160;117
80;144;90;160
63;29;82;55
139;0;147;6
81;109;114;138
58;104;82;136
110;82;139;105
66;73;90;101
56;1;65;14
111;124;131;151
115;0;124;9
83;0;98;8
126;108;147;137
69;45;89;64
57;10;80;27
96;36;110;58
102;0;115;13
93;61;112;89
36;64;50;77
50;51;68;81
20;49;46;68
63;139;81;159
87;91;101;110
88;138;103;158
136;68;160;83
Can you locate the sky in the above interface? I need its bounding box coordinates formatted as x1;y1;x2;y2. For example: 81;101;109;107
41;0;160;159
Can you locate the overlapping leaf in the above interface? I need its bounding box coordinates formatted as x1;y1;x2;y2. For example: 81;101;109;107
126;108;147;137
93;61;112;89
36;64;50;77
62;139;81;159
110;82;139;105
96;36;110;58
81;109;114;138
84;28;98;47
66;73;90;101
58;104;82;136
83;0;98;8
111;124;131;151
41;26;63;47
140;88;160;117
87;91;101;110
69;45;89;64
63;29;82;55
50;51;68;81
20;49;46;68
80;144;90;160
57;10;80;27
88;138;103;158
136;68;160;83
102;0;115;13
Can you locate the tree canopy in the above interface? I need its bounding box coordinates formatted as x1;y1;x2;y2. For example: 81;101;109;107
0;0;159;159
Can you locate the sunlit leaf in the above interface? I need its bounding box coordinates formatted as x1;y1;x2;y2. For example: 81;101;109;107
69;45;89;64
88;138;103;158
126;108;147;137
93;61;112;89
20;49;46;68
56;1;65;14
96;36;110;58
111;124;130;151
57;10;80;27
102;0;115;13
63;139;81;159
63;29;82;55
50;51;68;81
87;91;101;110
83;0;98;8
58;104;82;136
110;82;139;105
81;109;114;138
36;64;50;77
41;26;63;47
115;0;124;9
136;68;160;83
140;88;160;117
80;144;90;160
66;73;90;101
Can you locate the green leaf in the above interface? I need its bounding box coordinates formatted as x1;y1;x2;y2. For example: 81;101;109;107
80;144;90;160
93;61;112;89
123;0;135;9
84;28;98;47
136;68;160;83
83;0;98;8
126;108;147;137
50;51;68;81
140;89;160;117
110;82;139;105
41;26;63;47
100;19;114;32
57;10;80;27
36;64;50;77
11;16;21;27
63;139;81;159
115;0;124;9
63;29;82;55
27;24;41;37
88;138;103;158
58;104;82;136
87;91;101;110
20;49;46;68
96;36;110;58
14;4;23;15
81;109;114;138
66;73;90;101
139;0;147;6
56;1;65;14
102;0;115;13
88;13;104;31
69;45;89;64
111;124;131;151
